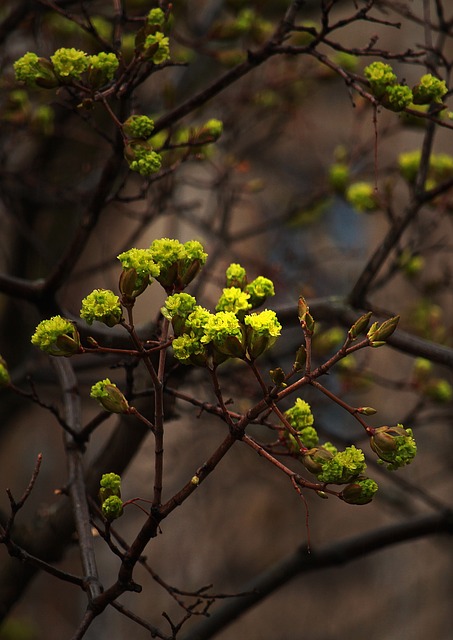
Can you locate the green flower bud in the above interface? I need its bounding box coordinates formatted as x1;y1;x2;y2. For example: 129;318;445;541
141;32;170;64
80;289;122;327
147;8;166;27
117;248;160;300
245;276;275;309
171;333;209;366
31;316;81;357
50;48;89;80
14;52;58;88
244;309;281;359
124;140;162;176
162;293;198;336
317;445;366;484
123;115;155;139
99;472;122;502
225;263;247;289
341;477;378;505
101;495;123;521
87;52;119;88
149;238;207;292
370;425;417;470
382;84;413;112
215;287;251;317
0;356;11;388
412;74;448;105
90;378;130;413
364;61;397;98
346;182;378;212
281;398;318;452
201;311;246;358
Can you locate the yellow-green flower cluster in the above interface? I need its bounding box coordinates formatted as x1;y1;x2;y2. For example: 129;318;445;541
244;309;281;358
216;287;251;316
101;495;123;521
246;276;275;308
365;63;448;112
370;425;417;470
283;399;318;452
0;356;10;388
226;263;247;289
364;62;397;97
126;141;162;176
149;238;207;291
162;292;198;334
385;84;413;112
412;74;448;104
147;8;166;27
167;300;281;366
117;247;160;300
80;289;122;327
304;444;367;484
88;52;119;86
31;316;80;357
123;115;155;139
14;52;57;88
171;306;215;366
90;378;130;413
364;61;412;111
51;48;89;79
345;182;378;212
143;32;170;64
201;311;246;358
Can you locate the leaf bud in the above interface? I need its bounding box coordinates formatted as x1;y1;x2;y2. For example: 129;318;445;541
357;406;377;415
348;312;372;340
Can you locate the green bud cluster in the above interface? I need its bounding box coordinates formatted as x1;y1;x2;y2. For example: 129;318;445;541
117;247;161;300
370;425;417;470
31;316;81;357
412;74;448;104
149;238;207;292
282;399;318;452
124;141;162;176
364;62;447;112
99;473;123;521
315;444;366;484
162;260;279;366
80;289;122;327
14;48;120;88
123;115;155;139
